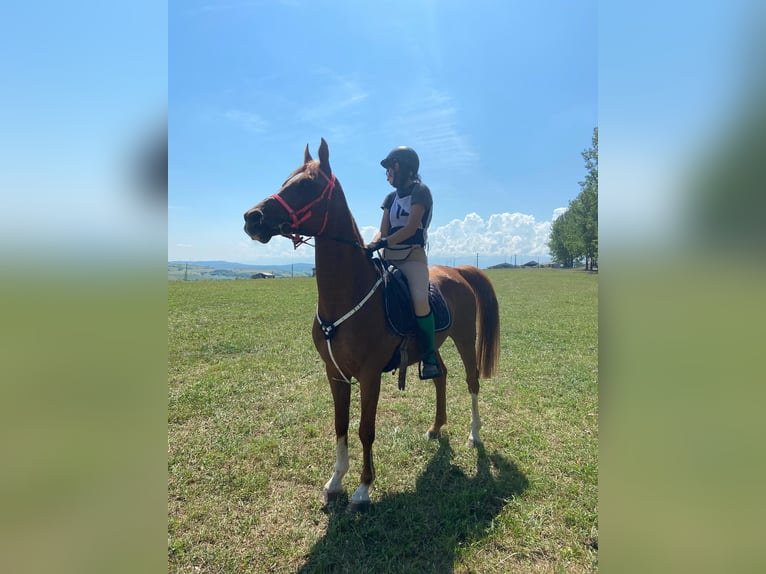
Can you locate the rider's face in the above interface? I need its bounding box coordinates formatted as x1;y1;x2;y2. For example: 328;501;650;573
386;162;398;187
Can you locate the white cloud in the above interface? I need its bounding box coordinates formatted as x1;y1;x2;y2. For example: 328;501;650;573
427;211;557;259
169;211;563;264
297;70;369;125
359;225;379;242
390;90;478;171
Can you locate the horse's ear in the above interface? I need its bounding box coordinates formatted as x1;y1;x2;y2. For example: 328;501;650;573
318;138;331;174
304;144;313;164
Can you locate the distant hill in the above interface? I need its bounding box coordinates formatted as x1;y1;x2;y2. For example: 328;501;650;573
168;261;315;281
170;260;314;271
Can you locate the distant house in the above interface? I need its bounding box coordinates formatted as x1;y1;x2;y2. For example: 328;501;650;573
522;261;539;267
251;272;275;279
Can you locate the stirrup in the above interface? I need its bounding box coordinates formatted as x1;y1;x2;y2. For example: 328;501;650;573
419;360;442;380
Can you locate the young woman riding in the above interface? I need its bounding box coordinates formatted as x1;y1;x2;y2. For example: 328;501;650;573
366;146;441;379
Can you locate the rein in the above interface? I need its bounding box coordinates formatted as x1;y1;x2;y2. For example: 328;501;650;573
271;168;338;249
271;163;375;383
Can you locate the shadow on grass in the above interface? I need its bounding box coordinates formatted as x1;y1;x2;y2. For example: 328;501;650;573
297;437;528;573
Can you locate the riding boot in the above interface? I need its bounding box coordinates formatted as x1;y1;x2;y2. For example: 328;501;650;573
415;312;442;379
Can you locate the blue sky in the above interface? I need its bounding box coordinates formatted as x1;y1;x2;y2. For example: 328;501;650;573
169;0;597;265
0;1;756;270
0;1;167;262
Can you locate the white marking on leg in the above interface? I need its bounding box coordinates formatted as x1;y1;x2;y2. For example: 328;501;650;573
351;483;370;504
348;453;373;511
323;438;349;494
467;392;482;447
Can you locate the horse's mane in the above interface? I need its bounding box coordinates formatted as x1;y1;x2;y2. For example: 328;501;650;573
303;161;366;248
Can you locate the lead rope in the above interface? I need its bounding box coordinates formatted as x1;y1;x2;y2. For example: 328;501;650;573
317;270;386;384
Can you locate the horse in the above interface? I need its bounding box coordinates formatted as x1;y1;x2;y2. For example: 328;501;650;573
243;138;500;512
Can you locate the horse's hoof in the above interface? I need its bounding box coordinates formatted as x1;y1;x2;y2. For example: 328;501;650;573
425;430;439;440
346;499;370;514
466;438;482;448
321;488;342;505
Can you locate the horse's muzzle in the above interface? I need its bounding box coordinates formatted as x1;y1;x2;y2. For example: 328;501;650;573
243;208;269;241
246;208;263;226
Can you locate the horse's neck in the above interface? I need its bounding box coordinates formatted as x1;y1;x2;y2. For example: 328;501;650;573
314;194;377;319
315;242;377;318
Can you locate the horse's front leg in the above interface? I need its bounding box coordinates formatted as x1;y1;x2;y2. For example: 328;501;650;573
321;375;351;505
348;374;381;513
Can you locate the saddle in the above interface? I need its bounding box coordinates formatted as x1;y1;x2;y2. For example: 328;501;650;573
382;264;451;337
375;260;452;388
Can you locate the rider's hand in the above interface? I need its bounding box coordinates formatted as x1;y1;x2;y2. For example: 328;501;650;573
364;237;388;258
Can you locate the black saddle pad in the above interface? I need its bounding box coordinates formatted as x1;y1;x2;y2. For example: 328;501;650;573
383;264;451;337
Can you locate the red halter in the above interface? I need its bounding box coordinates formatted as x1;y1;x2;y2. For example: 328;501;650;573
270;168;336;249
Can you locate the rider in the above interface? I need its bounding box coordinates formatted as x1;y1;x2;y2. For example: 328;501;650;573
365;146;441;380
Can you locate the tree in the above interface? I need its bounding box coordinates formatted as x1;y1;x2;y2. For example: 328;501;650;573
578;127;598;269
548;208;582;267
548;127;598;270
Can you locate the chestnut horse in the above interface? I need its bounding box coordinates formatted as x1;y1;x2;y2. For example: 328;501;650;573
243;139;499;512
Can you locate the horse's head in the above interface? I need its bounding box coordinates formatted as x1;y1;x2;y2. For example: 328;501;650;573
244;138;336;245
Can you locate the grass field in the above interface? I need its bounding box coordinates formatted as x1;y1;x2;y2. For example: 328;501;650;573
168;268;598;573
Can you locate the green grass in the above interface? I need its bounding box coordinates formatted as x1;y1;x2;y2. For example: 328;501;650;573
168;269;598;573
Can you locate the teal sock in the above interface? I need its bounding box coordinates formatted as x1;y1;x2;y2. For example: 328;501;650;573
415;312;437;364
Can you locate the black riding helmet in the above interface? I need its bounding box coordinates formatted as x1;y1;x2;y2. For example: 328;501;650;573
380;146;419;177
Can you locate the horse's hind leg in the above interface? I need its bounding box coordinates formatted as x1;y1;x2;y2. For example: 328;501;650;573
453;335;483;448
426;353;448;440
321;376;351;505
466;391;482;448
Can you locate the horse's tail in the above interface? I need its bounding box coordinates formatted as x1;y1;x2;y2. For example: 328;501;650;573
455;266;500;379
